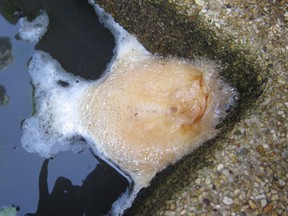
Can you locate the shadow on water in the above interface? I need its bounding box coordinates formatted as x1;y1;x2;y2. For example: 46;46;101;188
0;0;130;215
26;155;129;216
1;0;115;80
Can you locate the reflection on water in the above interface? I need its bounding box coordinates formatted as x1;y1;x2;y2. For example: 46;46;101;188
1;0;115;79
0;36;12;70
27;156;129;216
0;36;12;105
0;85;9;105
0;0;130;215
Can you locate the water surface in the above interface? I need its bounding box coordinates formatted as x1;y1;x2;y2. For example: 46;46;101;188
0;1;130;215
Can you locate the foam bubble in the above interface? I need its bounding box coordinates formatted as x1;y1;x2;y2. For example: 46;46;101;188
21;51;89;158
21;3;238;216
18;10;49;43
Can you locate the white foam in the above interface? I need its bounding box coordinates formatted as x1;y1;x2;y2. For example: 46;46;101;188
21;51;89;158
18;10;49;43
90;2;150;65
21;3;238;216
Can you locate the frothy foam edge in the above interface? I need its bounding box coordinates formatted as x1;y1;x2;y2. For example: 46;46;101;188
18;10;49;43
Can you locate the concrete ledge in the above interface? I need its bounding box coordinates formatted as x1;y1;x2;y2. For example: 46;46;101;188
96;0;287;215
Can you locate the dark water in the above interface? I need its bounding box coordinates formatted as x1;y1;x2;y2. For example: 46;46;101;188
0;0;130;215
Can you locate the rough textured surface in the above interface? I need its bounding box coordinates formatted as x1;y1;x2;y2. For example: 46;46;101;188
95;0;288;215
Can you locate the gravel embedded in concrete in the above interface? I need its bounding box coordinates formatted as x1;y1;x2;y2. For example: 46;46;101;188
95;0;287;215
156;1;288;215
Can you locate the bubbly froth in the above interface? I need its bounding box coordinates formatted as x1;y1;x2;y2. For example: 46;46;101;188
79;52;233;187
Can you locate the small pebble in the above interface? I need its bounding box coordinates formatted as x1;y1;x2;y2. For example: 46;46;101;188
256;145;266;155
278;179;285;186
251;188;259;196
263;203;273;214
180;209;187;215
271;194;279;201
277;78;286;84
255;194;266;200
234;189;241;196
169;202;177;211
222;169;230;177
260;199;267;207
205;177;211;184
248;200;257;209
217;163;224;171
203;198;211;206
195;178;201;184
223;196;233;205
195;0;205;7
